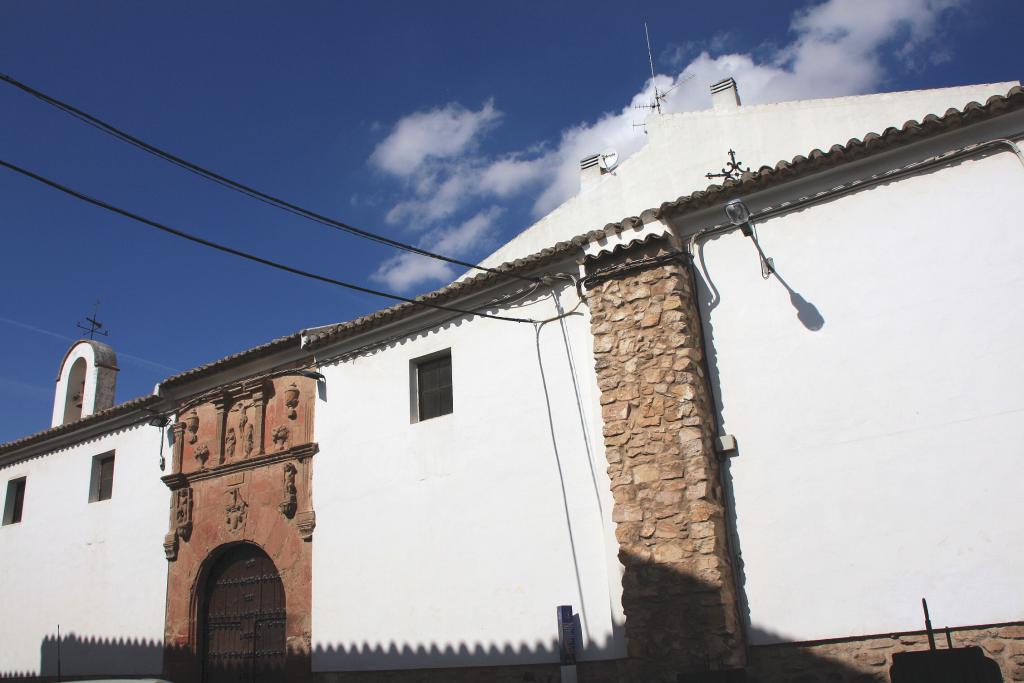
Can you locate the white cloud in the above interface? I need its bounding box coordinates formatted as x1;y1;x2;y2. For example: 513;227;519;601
659;0;962;110
372;207;505;292
478;155;552;198
368;0;961;288
369;100;501;176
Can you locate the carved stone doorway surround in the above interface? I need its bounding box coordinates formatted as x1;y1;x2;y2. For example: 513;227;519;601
161;375;318;683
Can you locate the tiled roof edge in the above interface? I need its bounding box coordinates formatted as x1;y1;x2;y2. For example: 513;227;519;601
0;394;161;458
97;86;1024;388
157;332;303;390
582;86;1024;261
650;86;1024;223
301;241;588;348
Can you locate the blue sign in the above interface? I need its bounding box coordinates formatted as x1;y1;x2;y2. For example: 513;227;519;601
557;605;577;665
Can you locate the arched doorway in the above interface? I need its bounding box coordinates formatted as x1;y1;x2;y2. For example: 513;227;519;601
201;543;286;682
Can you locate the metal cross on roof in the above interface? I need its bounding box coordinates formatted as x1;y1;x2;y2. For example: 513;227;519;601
76;299;109;340
706;149;751;182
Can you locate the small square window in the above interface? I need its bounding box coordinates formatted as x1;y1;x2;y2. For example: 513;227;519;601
3;477;26;525
412;351;453;422
89;452;115;503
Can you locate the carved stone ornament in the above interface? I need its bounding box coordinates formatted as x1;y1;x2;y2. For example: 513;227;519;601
185;412;199;444
163;531;179;561
229;402;257;459
272;426;290;451
225;487;248;534
194;443;210;468
174;487;193;541
284;383;300;420
296;510;316;541
279;462;297;518
225;428;236;459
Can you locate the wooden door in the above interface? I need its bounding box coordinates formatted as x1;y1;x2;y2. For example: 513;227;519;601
202;544;287;683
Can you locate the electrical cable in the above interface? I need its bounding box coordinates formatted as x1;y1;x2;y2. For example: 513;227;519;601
0;72;540;284
312;279;549;366
0;157;539;324
580;251;690;290
686;134;1024;256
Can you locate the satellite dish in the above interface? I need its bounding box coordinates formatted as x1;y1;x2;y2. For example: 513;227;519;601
599;150;619;173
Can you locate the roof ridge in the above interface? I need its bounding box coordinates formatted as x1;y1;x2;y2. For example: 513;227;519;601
12;83;1022;447
661;81;1020;118
303;85;1024;349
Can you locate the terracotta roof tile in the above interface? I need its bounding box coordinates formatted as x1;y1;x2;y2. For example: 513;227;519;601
8;84;1023;453
305;86;1024;345
157;332;302;389
0;394;161;456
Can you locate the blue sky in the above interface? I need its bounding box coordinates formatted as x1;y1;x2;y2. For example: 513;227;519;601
1;0;1021;442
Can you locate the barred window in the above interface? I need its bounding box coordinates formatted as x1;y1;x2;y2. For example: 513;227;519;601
89;452;115;502
414;352;452;421
3;477;26;525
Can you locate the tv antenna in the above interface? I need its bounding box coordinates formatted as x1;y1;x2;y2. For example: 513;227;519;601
633;23;695;133
76;299;109;340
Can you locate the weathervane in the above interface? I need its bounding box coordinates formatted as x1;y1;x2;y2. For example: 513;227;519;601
76;299;109;340
706;149;751;182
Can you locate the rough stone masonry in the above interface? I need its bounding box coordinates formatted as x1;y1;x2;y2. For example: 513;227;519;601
583;239;745;681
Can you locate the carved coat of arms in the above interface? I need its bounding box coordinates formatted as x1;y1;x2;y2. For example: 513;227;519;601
225;487;248;534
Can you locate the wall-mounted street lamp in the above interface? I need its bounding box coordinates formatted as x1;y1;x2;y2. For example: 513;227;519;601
724;198;775;279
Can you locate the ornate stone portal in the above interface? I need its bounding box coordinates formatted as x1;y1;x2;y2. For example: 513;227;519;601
161;373;318;682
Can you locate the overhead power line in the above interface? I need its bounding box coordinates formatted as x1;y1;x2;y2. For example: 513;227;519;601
0;72;538;284
0;158;538;324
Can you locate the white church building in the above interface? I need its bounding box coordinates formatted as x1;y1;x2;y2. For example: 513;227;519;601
1;78;1022;683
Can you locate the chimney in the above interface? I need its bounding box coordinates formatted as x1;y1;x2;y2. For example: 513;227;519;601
711;77;741;111
579;153;603;190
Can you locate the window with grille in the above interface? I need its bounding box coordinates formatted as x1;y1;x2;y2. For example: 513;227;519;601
413;351;453;422
89;452;115;503
3;477;26;525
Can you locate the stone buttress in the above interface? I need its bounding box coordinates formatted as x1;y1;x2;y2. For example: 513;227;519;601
583;239;745;681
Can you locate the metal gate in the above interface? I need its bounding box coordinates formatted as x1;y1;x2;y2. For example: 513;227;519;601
202;544;287;683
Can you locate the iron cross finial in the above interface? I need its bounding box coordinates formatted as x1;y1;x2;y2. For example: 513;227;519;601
705;149;751;182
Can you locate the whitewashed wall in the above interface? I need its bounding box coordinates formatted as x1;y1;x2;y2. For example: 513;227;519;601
480;82;1017;269
0;423;168;676
311;281;624;671
693;149;1024;643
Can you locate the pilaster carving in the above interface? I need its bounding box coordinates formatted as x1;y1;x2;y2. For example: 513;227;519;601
163;531;179;561
174;487;193;541
251;386;266;457
212;397;227;465
279;462;297;518
171;421;185;473
296;510;316;541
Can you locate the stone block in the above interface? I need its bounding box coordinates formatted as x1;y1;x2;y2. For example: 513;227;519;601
602;401;631;421
633;463;661;483
982;638;1006;654
613;505;645;522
